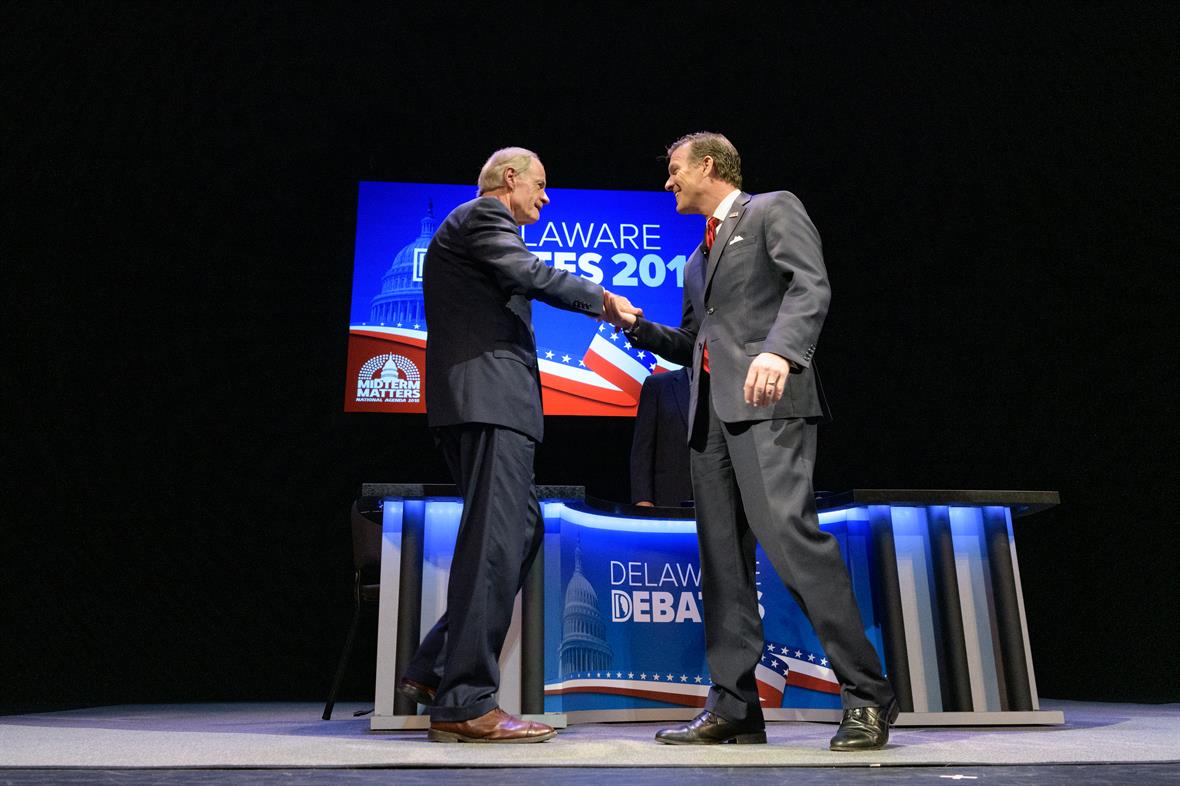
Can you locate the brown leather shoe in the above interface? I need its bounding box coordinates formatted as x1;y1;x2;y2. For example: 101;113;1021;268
428;707;556;743
397;677;437;706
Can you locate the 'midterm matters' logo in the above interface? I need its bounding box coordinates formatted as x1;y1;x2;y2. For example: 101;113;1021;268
356;353;421;403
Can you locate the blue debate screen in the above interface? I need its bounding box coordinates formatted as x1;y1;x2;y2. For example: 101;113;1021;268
345;182;702;416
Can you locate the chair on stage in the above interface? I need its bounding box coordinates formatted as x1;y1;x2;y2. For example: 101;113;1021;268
322;496;383;720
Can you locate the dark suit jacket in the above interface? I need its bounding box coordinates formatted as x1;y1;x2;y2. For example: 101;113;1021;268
423;197;604;442
627;191;830;435
630;368;693;506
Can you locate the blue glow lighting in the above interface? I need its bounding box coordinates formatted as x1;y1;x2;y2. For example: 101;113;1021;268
818;507;867;527
544;503;868;533
889;506;927;536
381;498;404;533
949;505;985;536
421;498;463;567
559;504;697;533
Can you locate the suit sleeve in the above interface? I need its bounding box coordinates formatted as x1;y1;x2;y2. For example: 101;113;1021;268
626;284;698;367
761;192;830;370
465;200;604;317
629;376;659;504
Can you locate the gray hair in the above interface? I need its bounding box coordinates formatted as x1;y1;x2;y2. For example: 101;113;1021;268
668;132;742;189
477;147;538;195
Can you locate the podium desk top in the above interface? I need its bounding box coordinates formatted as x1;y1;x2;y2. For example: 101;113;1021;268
361;486;1060;519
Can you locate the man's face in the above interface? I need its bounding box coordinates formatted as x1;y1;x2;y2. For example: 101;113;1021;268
664;145;709;215
508;159;549;225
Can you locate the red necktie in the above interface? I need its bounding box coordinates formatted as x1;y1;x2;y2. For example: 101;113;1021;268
702;217;721;373
704;216;720;252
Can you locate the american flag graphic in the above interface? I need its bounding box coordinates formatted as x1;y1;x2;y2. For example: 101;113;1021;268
349;322;681;416
535;323;682;415
544;640;838;708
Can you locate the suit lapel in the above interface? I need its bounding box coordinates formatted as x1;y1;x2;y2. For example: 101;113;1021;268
704;192;751;296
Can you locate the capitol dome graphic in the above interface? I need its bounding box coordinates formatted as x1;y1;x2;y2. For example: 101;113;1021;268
381;357;400;380
559;543;613;674
370;202;434;326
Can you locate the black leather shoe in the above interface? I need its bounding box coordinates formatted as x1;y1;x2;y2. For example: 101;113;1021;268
398;677;437;706
655;710;766;745
829;702;900;751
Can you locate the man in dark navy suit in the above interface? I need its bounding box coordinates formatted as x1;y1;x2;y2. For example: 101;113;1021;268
398;147;607;743
630;367;693;508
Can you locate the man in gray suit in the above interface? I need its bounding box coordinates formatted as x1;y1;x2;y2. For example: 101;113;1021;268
605;132;897;750
398;147;606;743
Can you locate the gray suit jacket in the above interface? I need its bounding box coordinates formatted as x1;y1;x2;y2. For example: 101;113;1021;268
424;197;604;442
628;191;830;434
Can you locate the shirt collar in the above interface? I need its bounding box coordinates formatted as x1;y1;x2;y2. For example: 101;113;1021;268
712;189;742;222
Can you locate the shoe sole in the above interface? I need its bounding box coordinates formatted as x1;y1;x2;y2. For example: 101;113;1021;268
428;729;556;743
829;740;888;752
657;731;767;745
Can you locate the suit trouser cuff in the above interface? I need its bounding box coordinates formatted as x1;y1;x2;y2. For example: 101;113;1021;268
705;687;763;724
401;665;440;689
428;696;499;723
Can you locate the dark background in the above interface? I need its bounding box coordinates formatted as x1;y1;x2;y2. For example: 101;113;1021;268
3;3;1176;709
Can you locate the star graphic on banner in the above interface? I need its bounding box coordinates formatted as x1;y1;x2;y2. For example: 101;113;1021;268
666;674;674;681
637;351;646;359
768;644;777;652
628;672;634;679
396;323;403;328
413;323;420;330
652;673;660;681
598;323;607;333
624;341;632;350
616;672;622;678
609;331;620;342
821;658;828;666
795;650;803;658
649;362;657;371
694;675;703;683
562;354;572;363
807;654;816;662
545;350;555;359
761;656;769;665
640;673;647;680
680;675;688;682
578;359;586;367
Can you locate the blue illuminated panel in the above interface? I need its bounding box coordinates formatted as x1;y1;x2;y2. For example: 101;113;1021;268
346;183;702;416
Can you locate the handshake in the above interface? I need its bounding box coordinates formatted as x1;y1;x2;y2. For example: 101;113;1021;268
602;291;644;332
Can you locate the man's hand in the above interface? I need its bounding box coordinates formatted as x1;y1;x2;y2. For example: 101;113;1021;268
603;290;643;330
744;352;791;407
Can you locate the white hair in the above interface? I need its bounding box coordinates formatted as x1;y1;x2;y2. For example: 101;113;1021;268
476;147;538;195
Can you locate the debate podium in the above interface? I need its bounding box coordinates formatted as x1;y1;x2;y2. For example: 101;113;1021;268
366;486;1062;729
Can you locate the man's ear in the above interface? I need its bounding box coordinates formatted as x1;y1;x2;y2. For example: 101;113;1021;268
700;155;715;178
502;167;517;189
